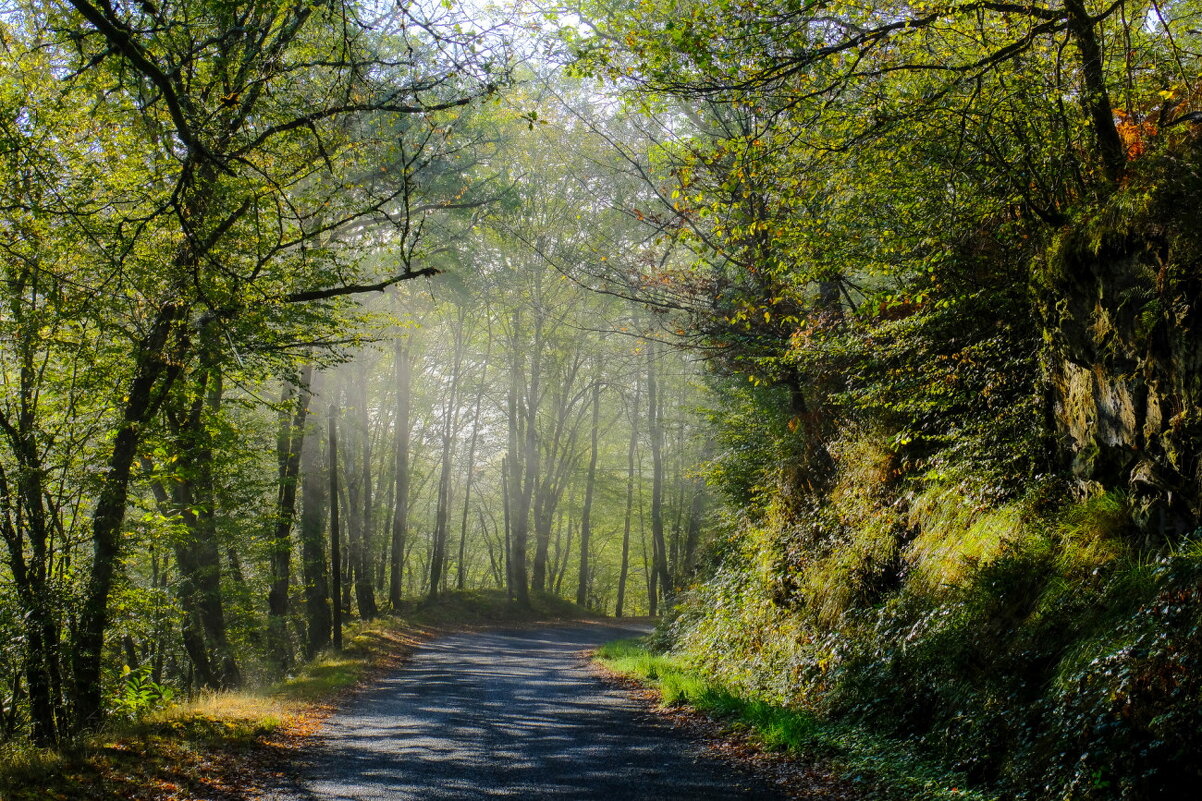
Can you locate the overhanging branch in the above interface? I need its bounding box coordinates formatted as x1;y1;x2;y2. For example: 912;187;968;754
283;267;440;303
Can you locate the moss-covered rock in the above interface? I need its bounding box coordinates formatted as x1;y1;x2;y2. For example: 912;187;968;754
1037;143;1202;535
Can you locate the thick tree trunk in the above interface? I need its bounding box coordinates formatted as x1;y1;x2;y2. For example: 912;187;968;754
429;443;454;599
299;372;330;657
354;376;378;619
268;365;311;670
0;491;62;744
163;364;241;690
71;301;187;732
189;366;242;689
1064;0;1126;186
554;515;574;596
502;456;515;599
517;313;543;604
0;385;66;743
531;487;552;594
142;460;217;689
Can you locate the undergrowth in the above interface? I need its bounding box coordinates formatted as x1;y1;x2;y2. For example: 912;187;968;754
597;638;995;801
661;462;1202;800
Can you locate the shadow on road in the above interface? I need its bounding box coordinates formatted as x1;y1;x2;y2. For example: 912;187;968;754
291;623;782;800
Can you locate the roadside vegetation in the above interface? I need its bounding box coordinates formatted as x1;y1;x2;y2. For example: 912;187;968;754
0;592;585;801
597;638;995;801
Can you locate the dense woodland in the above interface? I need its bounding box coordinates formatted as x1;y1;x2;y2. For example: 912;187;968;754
1;0;1201;797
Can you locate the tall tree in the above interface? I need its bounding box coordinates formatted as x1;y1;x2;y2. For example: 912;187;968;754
576;376;603;607
390;339;414;608
329;407;343;652
299;374;331;658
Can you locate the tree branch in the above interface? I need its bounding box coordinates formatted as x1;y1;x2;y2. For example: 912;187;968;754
283;267;440;303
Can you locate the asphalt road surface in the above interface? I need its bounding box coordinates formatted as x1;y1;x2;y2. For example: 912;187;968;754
293;622;784;800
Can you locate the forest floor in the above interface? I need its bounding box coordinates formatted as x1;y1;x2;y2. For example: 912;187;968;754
0;591;588;801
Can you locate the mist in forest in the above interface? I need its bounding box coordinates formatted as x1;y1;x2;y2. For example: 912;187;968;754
306;268;711;626
8;0;1202;796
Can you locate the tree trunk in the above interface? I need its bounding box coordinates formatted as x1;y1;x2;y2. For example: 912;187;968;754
615;376;640;619
531;485;552;594
576;379;602;608
389;340;412;608
353;369;378;619
0;360;66;744
507;310;532;606
188;365;242;689
682;479;705;576
646;340;671;604
71;300;188;732
429;313;465;600
144;356;241;692
268;365;311;671
456;342;490;591
1064;0;1125;186
502;456;514;599
329;406;343;651
299;371;330;657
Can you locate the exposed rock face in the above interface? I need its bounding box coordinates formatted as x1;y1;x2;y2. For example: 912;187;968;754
1040;169;1202;535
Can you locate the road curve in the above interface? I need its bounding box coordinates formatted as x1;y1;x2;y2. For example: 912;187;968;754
292;621;784;800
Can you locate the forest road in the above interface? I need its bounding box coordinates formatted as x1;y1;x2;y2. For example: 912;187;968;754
288;621;785;800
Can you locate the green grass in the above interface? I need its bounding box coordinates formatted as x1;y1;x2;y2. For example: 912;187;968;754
596;638;998;801
275;615;433;702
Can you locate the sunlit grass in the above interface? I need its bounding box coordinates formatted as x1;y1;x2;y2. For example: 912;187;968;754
0;615;429;799
141;691;295;743
596;638;998;801
277;655;364;702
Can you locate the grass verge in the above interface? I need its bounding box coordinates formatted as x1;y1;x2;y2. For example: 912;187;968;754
595;638;998;801
1;590;589;801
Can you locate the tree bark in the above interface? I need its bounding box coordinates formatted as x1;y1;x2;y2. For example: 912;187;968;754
0;333;67;744
71;300;188;732
389;340;412;608
299;371;330;657
429;313;465;600
268;365;311;670
615;375;640;619
352;366;378;619
646;340;671;605
456;339;490;591
507;310;532;606
1064;0;1126;186
329;406;343;651
576;379;602;608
